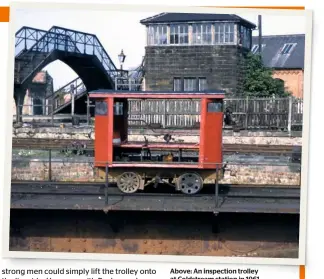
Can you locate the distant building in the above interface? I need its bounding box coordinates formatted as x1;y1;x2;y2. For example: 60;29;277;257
140;13;256;95
12;71;54;117
252;34;305;98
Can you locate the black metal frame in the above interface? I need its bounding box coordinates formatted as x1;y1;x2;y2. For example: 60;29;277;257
15;26;146;121
15;27;47;56
15;25;119;85
215;166;219;213
105;164;109;206
95;162;223;210
33;150;222;209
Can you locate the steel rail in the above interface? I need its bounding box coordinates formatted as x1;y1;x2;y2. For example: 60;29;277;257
10;194;300;214
12;138;300;154
10;181;300;214
11;182;300;198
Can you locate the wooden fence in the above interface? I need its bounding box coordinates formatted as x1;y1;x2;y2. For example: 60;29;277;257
128;97;304;131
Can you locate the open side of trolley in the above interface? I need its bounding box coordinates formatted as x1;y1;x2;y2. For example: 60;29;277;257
89;90;226;194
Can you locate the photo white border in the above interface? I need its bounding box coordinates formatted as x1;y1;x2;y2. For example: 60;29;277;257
2;1;313;266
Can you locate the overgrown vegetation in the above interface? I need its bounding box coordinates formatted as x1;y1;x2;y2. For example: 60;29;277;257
243;53;292;98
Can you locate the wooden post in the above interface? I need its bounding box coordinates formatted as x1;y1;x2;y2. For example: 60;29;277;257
16;95;20;123
188;25;193;45
214;167;219;209
142;77;146;91
48;149;52;181
288;96;293;135
245;96;249;130
163;99;167;128
51;92;54;125
105;164;109;205
42;97;45;116
85;99;95;126
86;95;90;125
277;99;280;129
71;90;75;117
30;94;34;116
258;15;262;56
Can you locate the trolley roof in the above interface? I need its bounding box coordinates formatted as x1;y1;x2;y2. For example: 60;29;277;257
89;90;226;99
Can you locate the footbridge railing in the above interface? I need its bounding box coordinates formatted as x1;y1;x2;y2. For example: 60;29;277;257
14;30;82;84
15;26;48;57
47;55;146;114
49;26;119;80
47;77;86;114
15;25;120;85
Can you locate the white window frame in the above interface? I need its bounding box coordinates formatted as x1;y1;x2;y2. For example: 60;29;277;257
148;25;168;46
198;77;207;91
170;24;189;45
192;24;212;45
145;22;253;47
214;23;235;44
251;44;266;54
173;77;182;91
281;43;297;54
184;78;196;91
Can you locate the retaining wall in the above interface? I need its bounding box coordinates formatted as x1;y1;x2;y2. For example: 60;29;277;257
11;160;300;186
12;127;303;146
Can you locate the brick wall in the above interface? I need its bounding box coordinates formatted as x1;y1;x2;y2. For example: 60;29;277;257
11;160;300;186
144;45;248;95
12;161;100;182
13;71;52;116
221;164;300;185
273;69;304;98
12;92;33;116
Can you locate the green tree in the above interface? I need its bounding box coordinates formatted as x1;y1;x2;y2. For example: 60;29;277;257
243;52;291;97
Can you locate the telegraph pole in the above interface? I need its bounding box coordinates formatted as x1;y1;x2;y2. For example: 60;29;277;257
258;15;262;56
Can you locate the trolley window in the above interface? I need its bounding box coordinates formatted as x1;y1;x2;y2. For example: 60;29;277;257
95;101;108;116
207;100;223;112
114;102;124;116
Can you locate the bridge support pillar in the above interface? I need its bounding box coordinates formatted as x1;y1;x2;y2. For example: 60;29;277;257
13;86;27;123
212;212;220;234
103;212;124;233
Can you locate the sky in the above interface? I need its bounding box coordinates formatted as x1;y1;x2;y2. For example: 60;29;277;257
15;8;306;90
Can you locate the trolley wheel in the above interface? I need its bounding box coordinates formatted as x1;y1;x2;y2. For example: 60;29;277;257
176;172;203;195
116;172;141;193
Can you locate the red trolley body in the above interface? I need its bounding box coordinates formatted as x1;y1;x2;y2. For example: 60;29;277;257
89;90;225;194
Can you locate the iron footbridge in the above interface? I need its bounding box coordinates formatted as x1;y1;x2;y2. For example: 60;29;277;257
14;26;145;116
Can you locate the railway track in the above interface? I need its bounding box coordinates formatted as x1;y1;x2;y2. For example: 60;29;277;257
12;138;300;155
11;181;300;214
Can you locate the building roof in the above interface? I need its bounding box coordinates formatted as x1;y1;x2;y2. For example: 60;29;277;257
89;89;226;99
140;13;256;29
32;71;48;84
252;34;305;69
